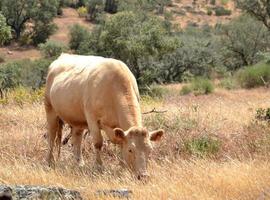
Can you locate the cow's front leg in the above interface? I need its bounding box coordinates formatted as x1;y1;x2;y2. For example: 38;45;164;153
86;119;103;166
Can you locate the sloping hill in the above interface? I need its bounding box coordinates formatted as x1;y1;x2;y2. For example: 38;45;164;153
169;0;240;28
0;8;90;63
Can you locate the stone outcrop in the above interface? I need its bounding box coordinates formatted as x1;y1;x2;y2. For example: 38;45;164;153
0;185;82;200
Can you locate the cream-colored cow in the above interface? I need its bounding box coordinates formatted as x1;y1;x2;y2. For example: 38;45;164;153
44;53;164;179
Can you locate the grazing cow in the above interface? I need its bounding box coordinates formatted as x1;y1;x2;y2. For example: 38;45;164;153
44;53;164;179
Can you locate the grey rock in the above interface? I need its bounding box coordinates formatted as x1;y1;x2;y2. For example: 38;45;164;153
96;189;132;199
0;185;82;200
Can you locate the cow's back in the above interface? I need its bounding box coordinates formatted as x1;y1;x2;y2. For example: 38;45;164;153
45;54;140;129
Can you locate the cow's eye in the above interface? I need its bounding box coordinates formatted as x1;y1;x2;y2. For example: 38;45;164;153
128;149;133;153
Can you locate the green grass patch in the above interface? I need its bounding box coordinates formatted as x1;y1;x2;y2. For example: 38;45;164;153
184;135;221;158
235;62;270;88
218;77;237;90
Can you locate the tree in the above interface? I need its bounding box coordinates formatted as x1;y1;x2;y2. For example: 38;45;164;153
69;11;178;84
0;0;58;43
218;15;270;70
237;0;270;30
0;13;11;46
104;0;118;13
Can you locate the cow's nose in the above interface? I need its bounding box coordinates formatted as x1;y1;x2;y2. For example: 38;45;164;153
137;173;149;180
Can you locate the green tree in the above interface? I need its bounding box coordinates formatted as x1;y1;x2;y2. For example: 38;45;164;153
237;0;270;30
0;13;11;46
218;15;270;70
1;0;58;43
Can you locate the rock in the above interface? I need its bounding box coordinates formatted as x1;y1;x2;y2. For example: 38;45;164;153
96;189;132;199
0;185;82;200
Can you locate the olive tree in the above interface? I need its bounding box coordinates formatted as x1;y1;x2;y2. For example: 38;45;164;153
0;13;11;45
1;0;58;44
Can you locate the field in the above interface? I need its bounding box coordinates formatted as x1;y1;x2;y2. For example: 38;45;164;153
1;85;270;199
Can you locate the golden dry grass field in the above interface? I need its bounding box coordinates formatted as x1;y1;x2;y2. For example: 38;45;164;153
0;85;270;199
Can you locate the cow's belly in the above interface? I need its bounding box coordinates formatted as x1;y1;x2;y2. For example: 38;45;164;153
49;74;88;127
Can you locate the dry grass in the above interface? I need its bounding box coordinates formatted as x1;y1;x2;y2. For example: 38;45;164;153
1;86;270;199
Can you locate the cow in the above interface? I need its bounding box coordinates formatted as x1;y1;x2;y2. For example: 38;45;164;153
44;53;164;179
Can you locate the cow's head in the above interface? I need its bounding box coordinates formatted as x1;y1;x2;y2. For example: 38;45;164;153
113;126;164;180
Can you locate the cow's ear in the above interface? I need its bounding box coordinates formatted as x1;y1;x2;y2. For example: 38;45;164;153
150;129;164;142
114;128;126;141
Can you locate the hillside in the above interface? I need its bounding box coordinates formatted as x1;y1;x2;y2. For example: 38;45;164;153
0;0;240;63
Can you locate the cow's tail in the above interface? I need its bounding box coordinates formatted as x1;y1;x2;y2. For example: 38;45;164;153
56;119;64;159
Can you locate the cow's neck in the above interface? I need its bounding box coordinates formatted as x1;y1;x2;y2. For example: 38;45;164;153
117;98;142;130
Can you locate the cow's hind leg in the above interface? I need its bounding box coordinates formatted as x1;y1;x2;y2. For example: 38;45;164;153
71;127;85;167
46;107;62;168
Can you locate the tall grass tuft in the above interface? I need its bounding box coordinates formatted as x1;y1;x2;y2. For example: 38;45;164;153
236;62;270;88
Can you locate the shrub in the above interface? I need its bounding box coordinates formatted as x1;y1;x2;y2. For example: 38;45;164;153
235;62;270;88
0;55;5;63
210;0;216;5
191;77;214;95
215;6;231;16
69;24;90;50
218;15;270;70
180;85;192;95
144;85;170;99
0;12;11;45
184;135;221;157
207;8;213;16
39;40;68;58
77;6;87;17
0;59;51;92
218;77;237;90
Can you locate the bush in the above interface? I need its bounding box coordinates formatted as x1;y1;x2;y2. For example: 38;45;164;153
0;55;5;63
72;11;178;85
207;8;213;16
191;77;214;95
210;0;216;5
180;85;192;95
0;59;51;92
235;62;270;88
77;6;87;17
39;40;68;58
0;12;11;45
218;15;270;70
218;77;237;90
143;85;170;99
215;6;231;16
184;135;221;158
69;24;90;50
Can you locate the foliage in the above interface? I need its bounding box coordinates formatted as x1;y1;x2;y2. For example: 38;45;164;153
236;0;270;30
180;85;192;95
235;62;270;88
71;11;178;85
104;0;118;14
69;24;90;50
184;135;221;158
0;12;11;45
86;0;104;22
77;6;87;17
191;77;214;95
218;15;270;70
215;6;232;16
156;26;219;83
0;59;51;93
143;85;170;99
255;108;270;122
0;0;58;44
39;40;68;58
218;77;237;90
